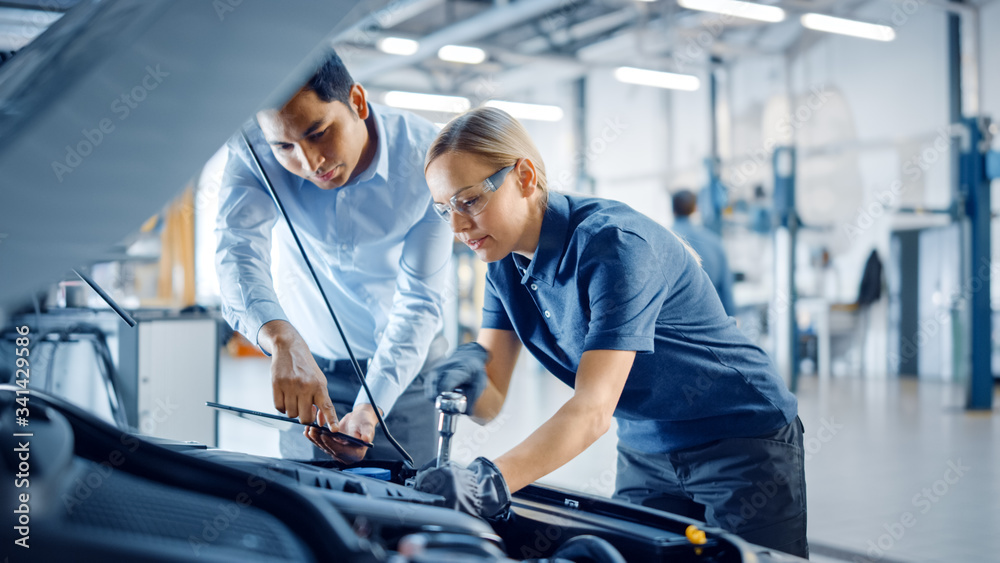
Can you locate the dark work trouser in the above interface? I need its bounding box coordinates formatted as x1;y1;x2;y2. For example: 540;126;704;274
278;356;438;467
614;417;809;558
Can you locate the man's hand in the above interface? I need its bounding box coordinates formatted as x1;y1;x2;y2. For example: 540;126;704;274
424;342;490;404
305;405;378;463
259;320;337;426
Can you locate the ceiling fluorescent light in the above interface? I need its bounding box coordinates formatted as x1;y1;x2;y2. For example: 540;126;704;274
438;45;487;64
383;91;471;113
678;0;785;23
377;37;419;56
614;67;700;91
484;100;564;122
800;13;896;41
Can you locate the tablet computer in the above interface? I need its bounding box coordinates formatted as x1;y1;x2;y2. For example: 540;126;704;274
207;401;374;449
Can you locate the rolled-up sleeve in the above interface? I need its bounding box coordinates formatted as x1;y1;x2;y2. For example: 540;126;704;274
214;139;288;351
354;199;454;413
481;276;514;331
579;229;668;354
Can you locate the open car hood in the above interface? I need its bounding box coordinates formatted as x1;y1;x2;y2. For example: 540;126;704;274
0;0;380;316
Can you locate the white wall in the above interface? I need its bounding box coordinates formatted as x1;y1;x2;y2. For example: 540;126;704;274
666;70;713;199
982;2;1000;123
725;54;786;200
586;68;682;226
516;81;580;200
981;1;1000;313
504;67;697;228
717;1;953;308
194;146;226;306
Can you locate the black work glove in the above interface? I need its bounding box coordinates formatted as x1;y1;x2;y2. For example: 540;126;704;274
413;457;511;520
423;342;489;405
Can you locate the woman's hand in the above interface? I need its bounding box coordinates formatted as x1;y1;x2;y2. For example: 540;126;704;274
423;342;490;403
493;348;636;493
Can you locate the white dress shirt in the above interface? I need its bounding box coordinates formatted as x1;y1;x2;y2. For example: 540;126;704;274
215;103;452;413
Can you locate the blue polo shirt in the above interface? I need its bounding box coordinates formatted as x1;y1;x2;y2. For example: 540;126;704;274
481;192;797;453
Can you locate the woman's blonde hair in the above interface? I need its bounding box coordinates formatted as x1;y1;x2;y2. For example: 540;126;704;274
425;107;548;207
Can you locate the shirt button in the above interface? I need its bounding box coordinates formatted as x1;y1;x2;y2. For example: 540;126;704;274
530;283;538;291
544;310;551;318
341;243;348;250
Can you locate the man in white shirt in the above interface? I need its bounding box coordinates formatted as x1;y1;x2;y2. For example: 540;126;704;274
215;51;452;464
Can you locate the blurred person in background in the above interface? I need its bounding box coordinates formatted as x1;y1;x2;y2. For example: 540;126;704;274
671;189;736;316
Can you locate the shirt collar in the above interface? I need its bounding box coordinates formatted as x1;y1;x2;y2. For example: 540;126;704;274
348;102;389;186
512;191;570;287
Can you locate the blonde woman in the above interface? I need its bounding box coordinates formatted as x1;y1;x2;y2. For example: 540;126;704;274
415;107;807;558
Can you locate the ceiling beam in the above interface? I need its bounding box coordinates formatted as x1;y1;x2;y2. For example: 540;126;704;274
332;0;443;43
352;0;568;83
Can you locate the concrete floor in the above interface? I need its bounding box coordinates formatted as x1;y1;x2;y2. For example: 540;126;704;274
217;352;999;562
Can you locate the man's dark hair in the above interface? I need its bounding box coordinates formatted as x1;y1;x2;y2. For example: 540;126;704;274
304;50;355;106
672;189;698;217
